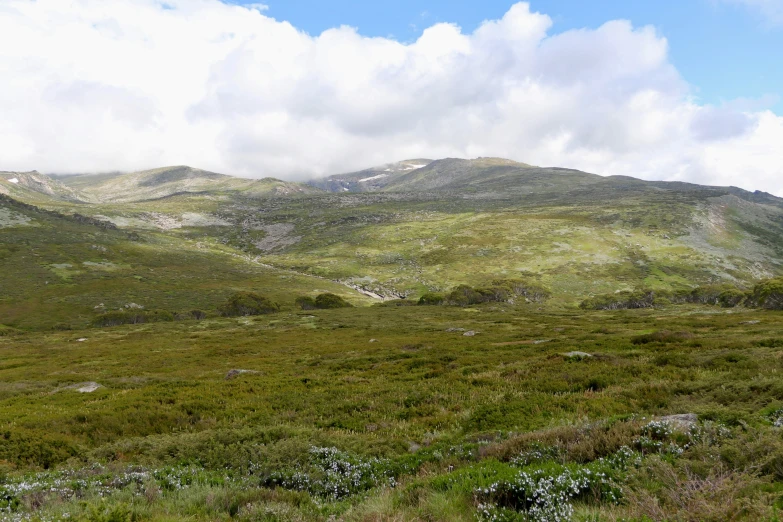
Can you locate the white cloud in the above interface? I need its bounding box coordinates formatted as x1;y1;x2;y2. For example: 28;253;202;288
720;0;783;25
0;0;781;196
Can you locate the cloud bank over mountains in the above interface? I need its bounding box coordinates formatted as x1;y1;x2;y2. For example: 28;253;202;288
1;0;781;195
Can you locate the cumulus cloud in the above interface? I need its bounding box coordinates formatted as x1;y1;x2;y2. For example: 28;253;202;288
0;0;781;195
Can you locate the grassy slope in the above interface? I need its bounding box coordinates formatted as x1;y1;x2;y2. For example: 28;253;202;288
17;185;783;305
0;195;370;330
2;165;783;519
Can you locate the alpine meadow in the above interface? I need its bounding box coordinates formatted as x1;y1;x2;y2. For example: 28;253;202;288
2;1;783;521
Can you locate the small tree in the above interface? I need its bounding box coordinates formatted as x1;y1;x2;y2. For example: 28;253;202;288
218;292;280;317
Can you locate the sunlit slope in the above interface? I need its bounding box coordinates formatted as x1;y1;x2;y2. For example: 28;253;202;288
0;195;369;329
7;159;783;304
59;165;322;203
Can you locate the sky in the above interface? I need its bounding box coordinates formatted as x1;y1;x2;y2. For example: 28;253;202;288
0;0;782;195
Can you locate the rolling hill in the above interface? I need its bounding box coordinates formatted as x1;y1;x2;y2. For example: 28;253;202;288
57;165;321;203
3;158;783;311
0;193;370;329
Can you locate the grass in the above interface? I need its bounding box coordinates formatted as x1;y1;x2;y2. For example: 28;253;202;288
1;303;782;519
2;169;783;519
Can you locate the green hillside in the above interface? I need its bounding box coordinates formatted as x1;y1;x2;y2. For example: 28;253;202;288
5;160;783;307
2;159;783;520
0;194;369;330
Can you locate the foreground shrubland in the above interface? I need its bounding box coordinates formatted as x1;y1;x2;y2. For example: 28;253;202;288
1;304;783;520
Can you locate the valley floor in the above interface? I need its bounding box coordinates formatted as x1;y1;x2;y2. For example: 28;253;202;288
1;304;783;521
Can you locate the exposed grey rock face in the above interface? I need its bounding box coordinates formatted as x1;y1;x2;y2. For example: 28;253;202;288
225;369;260;380
658;413;698;430
563;351;592;359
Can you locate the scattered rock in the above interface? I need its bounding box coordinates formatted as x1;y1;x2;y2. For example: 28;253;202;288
658;413;698;431
225;369;260;380
369;339;378;343
408;442;421;453
463;331;477;337
533;339;552;344
68;382;101;393
553;327;565;332
740;320;760;325
76;338;88;342
446;327;466;332
564;351;593;359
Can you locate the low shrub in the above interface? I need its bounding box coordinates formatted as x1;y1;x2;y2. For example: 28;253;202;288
631;330;694;345
418;293;445;305
444;279;550;307
747;277;783;309
263;446;395;500
175;309;209;321
92;309;175;327
294;296;317;310
580;290;660;310
313;293;352;309
218;292;280;317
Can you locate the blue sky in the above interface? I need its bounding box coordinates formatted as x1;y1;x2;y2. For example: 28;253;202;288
252;0;783;113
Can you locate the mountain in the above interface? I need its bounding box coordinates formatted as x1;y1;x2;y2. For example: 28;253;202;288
4;158;783;306
0;170;90;203
58;165;321;203
307;159;433;192
312;157;783;209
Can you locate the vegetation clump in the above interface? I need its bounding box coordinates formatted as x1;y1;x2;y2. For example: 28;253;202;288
418;292;445;305
294;296;317;310
747;277;783;309
580;290;659;310
631;330;694;345
295;293;352;310
444;279;550;307
313;293;352;309
92;309;174;327
217;292;280;317
581;278;783;310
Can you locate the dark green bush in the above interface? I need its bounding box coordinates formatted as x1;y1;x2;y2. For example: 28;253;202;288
92;310;174;327
314;293;352;309
418;293;445;305
747;277;783;309
295;296;317;310
580;290;658;310
175;309;208;321
631;330;694;345
218;292;280;317
631;330;693;344
443;279;550;307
